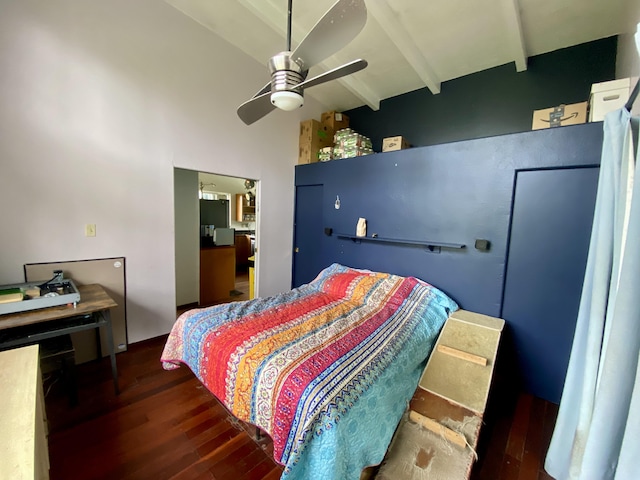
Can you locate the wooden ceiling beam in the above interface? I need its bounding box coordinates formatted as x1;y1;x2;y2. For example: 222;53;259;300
502;0;528;71
367;0;441;95
238;0;287;39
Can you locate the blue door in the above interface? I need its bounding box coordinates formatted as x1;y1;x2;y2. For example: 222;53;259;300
502;167;599;403
292;185;324;287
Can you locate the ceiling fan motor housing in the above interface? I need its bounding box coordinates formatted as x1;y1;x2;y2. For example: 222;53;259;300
268;52;307;95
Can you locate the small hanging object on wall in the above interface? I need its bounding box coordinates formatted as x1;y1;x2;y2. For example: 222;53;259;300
356;218;367;237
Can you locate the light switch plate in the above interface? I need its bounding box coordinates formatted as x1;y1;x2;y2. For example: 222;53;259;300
85;224;96;237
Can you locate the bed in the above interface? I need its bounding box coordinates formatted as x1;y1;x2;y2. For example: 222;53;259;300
161;263;458;479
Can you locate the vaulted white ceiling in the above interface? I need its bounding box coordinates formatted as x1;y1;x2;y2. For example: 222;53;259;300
166;0;635;113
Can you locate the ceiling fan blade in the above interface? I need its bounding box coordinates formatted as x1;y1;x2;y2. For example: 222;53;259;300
298;59;367;90
252;81;271;99
291;0;366;70
237;91;277;125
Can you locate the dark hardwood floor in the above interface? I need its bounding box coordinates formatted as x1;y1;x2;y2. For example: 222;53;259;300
44;275;558;480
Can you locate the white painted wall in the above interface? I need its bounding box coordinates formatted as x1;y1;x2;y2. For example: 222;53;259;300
0;0;326;343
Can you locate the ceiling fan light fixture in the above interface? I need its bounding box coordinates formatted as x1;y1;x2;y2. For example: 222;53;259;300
270;90;304;111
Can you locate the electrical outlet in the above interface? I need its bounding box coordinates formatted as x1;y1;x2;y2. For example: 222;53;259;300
85;224;96;237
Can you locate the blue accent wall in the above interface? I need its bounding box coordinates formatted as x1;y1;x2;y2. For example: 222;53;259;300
293;123;603;403
292;38;617;402
345;37;617;151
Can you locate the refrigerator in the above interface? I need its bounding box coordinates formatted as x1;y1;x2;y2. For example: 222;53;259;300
200;199;229;229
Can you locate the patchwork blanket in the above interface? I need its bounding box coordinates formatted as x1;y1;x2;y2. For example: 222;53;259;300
161;263;457;479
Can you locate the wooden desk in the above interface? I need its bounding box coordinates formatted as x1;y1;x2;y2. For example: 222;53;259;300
0;284;119;394
0;344;49;479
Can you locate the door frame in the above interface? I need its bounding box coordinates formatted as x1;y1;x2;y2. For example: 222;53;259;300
173;167;260;308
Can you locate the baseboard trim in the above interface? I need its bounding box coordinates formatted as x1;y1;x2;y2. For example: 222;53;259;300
177;302;198;310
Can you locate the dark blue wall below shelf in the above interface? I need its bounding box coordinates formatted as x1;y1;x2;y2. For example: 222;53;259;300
345;37;617;152
293;122;604;403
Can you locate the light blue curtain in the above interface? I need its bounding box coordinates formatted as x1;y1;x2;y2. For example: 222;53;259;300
544;107;639;480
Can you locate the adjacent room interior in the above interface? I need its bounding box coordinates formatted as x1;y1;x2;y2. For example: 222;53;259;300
174;168;258;312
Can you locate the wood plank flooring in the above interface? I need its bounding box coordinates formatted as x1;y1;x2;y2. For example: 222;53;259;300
45;334;283;480
44;280;559;479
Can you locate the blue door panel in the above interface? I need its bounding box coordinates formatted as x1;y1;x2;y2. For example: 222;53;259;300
502;167;599;403
292;185;324;287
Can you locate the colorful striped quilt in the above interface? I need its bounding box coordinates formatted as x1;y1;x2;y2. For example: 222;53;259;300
161;263;458;479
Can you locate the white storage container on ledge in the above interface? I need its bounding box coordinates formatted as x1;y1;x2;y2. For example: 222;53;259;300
589;77;637;122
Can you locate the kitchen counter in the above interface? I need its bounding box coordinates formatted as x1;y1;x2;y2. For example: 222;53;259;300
234;233;255;271
200;246;235;305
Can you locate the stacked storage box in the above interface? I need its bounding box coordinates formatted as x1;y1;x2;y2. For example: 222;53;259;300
531;102;588;130
321;110;350;131
382;135;411;151
589;78;636;122
332;128;373;159
298;111;374;163
298;119;334;164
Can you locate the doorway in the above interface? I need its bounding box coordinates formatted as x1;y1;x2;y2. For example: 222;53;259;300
174;168;258;315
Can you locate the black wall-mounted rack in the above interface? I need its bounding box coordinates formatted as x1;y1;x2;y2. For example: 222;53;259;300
335;233;466;253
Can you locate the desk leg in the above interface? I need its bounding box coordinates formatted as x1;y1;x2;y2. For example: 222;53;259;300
100;310;120;395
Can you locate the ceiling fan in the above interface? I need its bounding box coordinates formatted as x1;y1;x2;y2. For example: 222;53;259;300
237;0;368;125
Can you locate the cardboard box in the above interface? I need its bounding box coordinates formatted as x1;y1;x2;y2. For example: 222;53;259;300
299;119;334;165
589;78;635;122
299;119;334;148
378;310;504;480
298;143;319;165
382;136;410;152
531;102;587;130
321;111;350;131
